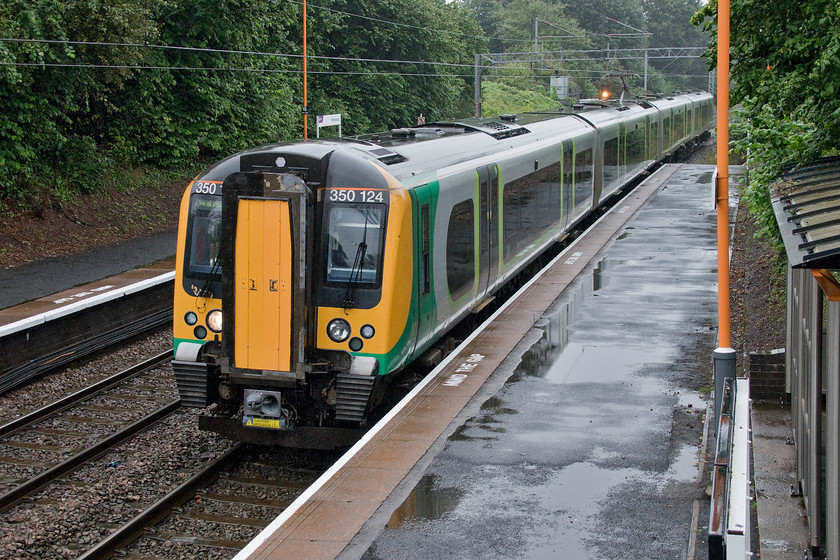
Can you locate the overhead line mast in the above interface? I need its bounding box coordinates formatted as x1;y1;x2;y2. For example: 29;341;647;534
713;0;735;435
303;0;308;140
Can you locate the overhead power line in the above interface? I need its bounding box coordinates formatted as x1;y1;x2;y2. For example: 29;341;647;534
0;37;477;69
0;60;705;82
1;38;706;73
0;60;477;78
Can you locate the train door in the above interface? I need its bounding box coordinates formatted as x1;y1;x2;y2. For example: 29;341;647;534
412;185;435;356
476;165;499;302
562;140;574;231
618;122;627;187
220;172;308;377
646;114;656;161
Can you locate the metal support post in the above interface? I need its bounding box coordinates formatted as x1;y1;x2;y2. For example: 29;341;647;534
713;347;736;436
474;53;482;118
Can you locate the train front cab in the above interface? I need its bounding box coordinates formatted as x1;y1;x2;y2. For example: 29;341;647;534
172;148;417;447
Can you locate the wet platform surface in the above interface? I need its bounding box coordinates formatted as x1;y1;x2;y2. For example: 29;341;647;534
0;229;176;312
235;163;721;560
356;164;719;559
0;230;176;335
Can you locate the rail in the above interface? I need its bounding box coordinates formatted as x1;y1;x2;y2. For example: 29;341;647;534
0;351;171;437
76;443;243;560
0;400;181;514
709;377;752;560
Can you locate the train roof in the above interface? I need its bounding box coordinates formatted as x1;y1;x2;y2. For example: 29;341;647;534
337;92;709;179
345;91;709;151
200;91;711;186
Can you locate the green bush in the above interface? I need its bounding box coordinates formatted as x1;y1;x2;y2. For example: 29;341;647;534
730;100;821;251
481;81;558;116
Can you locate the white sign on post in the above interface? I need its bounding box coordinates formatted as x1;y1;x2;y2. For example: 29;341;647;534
316;114;342;138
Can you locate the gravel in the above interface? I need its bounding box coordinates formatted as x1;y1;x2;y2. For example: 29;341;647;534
0;328;345;560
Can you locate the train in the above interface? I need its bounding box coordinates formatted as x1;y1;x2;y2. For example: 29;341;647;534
172;91;714;447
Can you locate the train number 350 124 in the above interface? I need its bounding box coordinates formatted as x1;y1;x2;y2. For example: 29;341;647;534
329;189;385;203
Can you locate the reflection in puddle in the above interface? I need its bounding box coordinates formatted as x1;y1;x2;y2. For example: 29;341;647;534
696;171;714;184
665;443;700;483
387;474;463;528
480;396;519;415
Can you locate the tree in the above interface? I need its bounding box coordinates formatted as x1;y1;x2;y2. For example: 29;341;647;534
112;0;301;165
309;0;486;132
1;0;487;204
642;0;708;90
694;0;840;241
566;0;647;51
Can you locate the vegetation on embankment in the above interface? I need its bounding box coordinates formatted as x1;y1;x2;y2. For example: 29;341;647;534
694;0;840;250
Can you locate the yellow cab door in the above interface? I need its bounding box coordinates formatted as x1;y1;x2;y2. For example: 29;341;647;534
233;198;294;372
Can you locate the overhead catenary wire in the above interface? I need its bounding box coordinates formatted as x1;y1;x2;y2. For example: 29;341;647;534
0;59;707;81
0;37;592;77
0;61;475;77
1;39;702;78
0;37;479;69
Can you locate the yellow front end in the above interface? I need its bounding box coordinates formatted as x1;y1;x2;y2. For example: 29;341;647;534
173;180;224;366
315;185;415;375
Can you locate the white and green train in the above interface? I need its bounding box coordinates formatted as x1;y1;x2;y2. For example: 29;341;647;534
172;91;714;447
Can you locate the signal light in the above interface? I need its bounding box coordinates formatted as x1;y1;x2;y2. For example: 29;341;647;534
600;88;610;100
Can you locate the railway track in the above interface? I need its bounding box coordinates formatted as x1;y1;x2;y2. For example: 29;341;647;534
0;341;338;560
0;352;178;513
83;447;335;559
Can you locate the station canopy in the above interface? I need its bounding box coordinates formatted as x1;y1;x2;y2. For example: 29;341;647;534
772;156;840;269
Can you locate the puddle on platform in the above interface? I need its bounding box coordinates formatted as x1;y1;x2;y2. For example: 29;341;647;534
695;171;714;184
390;231;711;535
665;443;700;483
386;474;463;528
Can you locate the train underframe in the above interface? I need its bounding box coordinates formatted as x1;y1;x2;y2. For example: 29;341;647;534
174;347;387;448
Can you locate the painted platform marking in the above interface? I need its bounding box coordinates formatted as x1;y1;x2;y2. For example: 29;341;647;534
564;251;583;265
443;353;485;387
53;285;117;304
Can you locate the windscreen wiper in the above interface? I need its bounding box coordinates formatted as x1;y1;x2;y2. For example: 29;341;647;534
343;212;370;311
197;256;221;298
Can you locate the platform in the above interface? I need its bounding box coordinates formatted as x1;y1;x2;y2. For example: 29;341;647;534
0;230;176;393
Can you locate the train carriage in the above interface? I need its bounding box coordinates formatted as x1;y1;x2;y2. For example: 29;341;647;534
172;91;714;447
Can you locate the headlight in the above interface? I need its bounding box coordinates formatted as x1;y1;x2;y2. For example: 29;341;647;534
206;309;223;333
185;312;198;326
360;324;375;339
194;325;208;340
327;318;351;342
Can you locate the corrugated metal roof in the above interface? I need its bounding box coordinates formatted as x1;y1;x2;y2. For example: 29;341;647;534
772;156;840;269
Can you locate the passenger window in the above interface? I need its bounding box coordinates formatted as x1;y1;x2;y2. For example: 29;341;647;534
446;200;474;300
